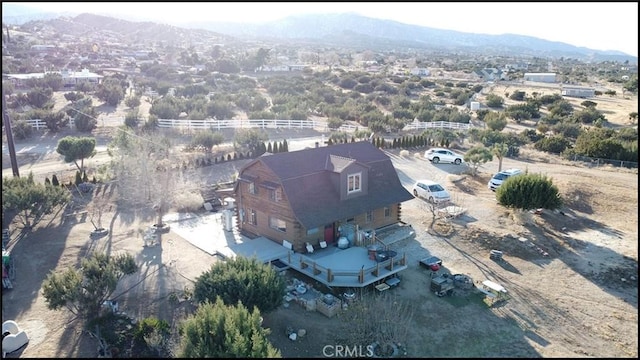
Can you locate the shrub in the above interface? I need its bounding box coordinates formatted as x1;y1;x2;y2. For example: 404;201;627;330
496;173;562;210
193;256;285;313
12;120;34;140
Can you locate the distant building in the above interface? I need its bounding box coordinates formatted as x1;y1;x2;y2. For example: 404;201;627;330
524;72;556;83
561;85;595;98
6;69;103;88
410;67;430;77
474;68;507;81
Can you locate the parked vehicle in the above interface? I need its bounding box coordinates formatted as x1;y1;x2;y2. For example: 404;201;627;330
412;180;451;203
424;148;464;165
487;168;523;191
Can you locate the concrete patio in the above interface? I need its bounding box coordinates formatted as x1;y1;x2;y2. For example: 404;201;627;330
165;210;416;288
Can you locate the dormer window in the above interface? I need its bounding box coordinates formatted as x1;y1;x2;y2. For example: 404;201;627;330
347;172;362;194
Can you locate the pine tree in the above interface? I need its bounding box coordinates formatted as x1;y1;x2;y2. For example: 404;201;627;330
45;177;51;185
52;174;60;186
75;171;83;186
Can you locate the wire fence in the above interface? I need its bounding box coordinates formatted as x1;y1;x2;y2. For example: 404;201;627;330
567;154;638;169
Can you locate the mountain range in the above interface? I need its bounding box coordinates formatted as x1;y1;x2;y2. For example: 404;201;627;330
2;4;637;63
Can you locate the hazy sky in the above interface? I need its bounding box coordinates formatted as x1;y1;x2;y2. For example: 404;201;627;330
11;2;639;57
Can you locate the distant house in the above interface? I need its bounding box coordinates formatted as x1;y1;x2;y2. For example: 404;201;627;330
524;72;556;83
561;85;595;98
474;68;506;81
6;68;103;88
234;141;414;253
410;67;430;77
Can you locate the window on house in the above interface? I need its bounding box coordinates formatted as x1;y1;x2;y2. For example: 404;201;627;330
270;188;282;202
347;173;362;194
269;217;287;232
306;227;319;236
366;211;373;223
384;207;391;218
249;209;257;225
248;182;257;195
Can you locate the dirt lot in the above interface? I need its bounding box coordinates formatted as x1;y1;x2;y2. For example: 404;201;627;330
2;88;637;357
3;137;637;358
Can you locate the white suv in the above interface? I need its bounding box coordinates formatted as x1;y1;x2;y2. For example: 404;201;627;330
488;169;523;191
424;148;464;165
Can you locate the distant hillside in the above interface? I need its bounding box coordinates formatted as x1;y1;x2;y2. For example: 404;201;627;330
3;6;636;63
184;13;637;62
17;13;229;44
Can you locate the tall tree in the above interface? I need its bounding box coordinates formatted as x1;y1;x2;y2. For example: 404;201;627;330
492;143;509;172
463;146;493;176
178;297;280;358
2;172;70;228
56;136;97;173
42;252;138;322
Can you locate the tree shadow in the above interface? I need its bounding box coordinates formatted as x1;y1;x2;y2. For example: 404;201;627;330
1;210;76;323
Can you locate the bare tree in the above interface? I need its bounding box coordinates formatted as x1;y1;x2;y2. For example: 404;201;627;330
107;129;197;230
335;292;413;356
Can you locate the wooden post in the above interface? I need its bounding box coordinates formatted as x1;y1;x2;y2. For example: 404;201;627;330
359;268;364;283
327;269;333;282
401;253;406;266
313;262;321;275
372;263;379;277
300;258;308;269
288;251;291;264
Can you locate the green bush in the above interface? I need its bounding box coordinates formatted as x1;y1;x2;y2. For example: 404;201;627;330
534;136;571;154
496;173;562;210
12;120;34;140
134;317;170;342
193;256;285;313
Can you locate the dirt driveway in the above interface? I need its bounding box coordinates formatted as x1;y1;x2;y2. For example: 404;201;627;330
263;148;637;358
2;136;637;358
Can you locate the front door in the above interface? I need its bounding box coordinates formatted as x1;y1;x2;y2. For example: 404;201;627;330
324;224;334;244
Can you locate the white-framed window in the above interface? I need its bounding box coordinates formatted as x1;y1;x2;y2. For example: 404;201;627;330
384;207;391;218
248;182;257;195
269;217;287;232
347;172;362;194
306;227;319;236
366;210;374;223
270;188;282;202
249;209;257;225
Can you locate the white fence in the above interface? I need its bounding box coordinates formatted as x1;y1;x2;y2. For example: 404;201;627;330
402;121;472;131
22;119;75;130
23;117;470;133
157;118;365;133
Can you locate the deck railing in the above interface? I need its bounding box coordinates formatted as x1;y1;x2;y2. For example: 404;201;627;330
285;248;406;285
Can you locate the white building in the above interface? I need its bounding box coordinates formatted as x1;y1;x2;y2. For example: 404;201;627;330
410;67;430;77
523;73;556;83
561;85;595;98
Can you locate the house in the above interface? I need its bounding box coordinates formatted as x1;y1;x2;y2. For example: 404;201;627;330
6;68;103;88
234;141;414;253
473;68;506;81
410;67;430;77
561;85;595;98
524;72;556;83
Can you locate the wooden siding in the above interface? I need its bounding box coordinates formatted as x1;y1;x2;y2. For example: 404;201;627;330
237;161;301;249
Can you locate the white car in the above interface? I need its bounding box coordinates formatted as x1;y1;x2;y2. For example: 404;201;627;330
412;180;451;203
487;168;523;191
424;148;464;165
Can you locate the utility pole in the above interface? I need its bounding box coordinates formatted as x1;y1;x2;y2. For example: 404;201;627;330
2;85;20;177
